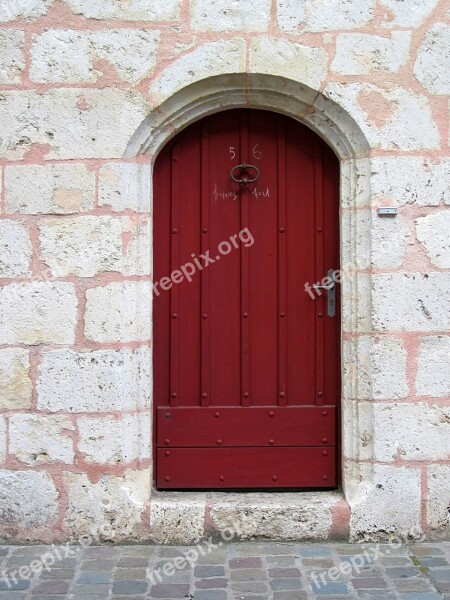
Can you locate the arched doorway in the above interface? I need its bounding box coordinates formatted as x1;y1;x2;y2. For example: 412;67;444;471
153;109;340;490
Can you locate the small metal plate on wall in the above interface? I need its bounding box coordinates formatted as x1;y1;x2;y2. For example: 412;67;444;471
377;207;398;216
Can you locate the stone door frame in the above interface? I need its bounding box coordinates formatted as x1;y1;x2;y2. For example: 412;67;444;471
126;73;374;542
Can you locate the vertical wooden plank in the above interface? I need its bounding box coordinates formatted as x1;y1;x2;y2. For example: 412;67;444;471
201;121;210;407
277;118;287;407
314;141;325;407
240;112;250;407
170;143;180;407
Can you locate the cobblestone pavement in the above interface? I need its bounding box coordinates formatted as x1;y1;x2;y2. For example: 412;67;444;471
0;541;449;599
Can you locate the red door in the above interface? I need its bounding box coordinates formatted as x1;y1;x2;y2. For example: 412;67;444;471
153;109;340;489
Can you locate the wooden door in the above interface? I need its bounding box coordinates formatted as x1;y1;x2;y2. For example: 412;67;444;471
153;109;340;489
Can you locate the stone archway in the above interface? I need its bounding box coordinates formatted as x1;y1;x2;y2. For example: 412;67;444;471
125;73;375;543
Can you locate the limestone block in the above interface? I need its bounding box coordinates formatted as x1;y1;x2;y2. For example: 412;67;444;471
210;493;336;541
37;347;151;412
416;212;450;268
349;464;422;540
150;39;246;105
84;282;152;343
0;348;32;410
414;24;450;95
78;414;151;464
0;282;77;345
64;469;150;541
0;0;54;22
30;29;160;84
369;403;450;461
0;29;24;83
416;336;450;397
0;89;150;160
63;0;180;20
323;84;439;151
121;217;152;276
0;470;58;528
249;38;328;90
5;164;95;214
98;163;151;212
150;496;206;544
0;220;32;277
332;32;411;75
39;216;122;277
373;273;450;332
372;213;406;269
379;0;440;28
192;0;270;31
277;0;375;32
371;157;450;207
427;465;450;529
9;414;74;465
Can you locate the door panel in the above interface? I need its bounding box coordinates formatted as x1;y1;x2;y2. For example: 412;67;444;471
153;109;340;489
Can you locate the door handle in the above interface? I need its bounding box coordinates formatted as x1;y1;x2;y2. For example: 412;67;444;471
313;269;336;318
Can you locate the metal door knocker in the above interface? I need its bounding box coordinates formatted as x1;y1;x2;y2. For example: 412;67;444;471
230;163;260;185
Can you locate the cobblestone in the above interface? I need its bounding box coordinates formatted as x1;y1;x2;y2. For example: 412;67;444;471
0;542;447;598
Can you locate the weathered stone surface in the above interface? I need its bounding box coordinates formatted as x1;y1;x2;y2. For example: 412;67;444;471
0;89;150;160
0;417;5;463
249;38;327;90
121;217;151;276
365;403;450;461
341;272;372;334
150;39;246;105
150;496;206;544
332;32;411;75
30;29;160;84
349;464;422;540
39;216;122;277
341;210;371;270
373;273;450;332
192;0;270;31
0;470;58;528
0;0;54;22
343;336;408;400
416;212;450;268
427;465;450;529
277;0;375;32
5;164;95;214
9;415;75;465
416;336;450;397
37;347;151;412
371;158;450;207
0;282;77;344
323;84;439;150
414;24;450;95
0;348;31;410
98;163;151;212
0;29;24;83
0;220;32;277
64;469;150;541
372;214;406;269
63;0;180;20
78;414;151;464
210;493;337;541
379;0;440;28
84;282;152;343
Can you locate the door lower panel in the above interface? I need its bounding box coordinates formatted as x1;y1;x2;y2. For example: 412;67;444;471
156;447;336;489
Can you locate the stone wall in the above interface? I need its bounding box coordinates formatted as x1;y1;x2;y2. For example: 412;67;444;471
0;0;449;543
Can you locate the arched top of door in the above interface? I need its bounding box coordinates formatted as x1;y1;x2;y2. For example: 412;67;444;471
125;73;370;165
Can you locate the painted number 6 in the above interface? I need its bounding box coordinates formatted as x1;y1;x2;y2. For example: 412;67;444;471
253;144;262;160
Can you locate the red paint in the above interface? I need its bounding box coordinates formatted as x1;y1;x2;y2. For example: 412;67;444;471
153;109;340;490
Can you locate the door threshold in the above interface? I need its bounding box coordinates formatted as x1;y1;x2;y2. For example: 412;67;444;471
149;489;349;544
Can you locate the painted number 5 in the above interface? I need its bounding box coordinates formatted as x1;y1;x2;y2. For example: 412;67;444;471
253;144;262;159
229;146;236;160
